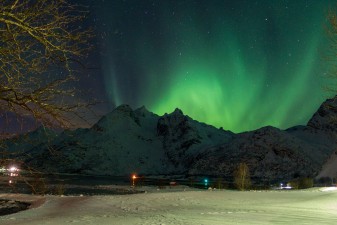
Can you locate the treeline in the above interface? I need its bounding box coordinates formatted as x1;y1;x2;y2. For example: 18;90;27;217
187;162;332;191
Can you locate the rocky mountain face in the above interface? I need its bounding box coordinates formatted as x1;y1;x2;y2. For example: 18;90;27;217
4;96;337;182
307;96;337;179
157;108;233;171
190;125;337;182
307;96;337;131
191;96;337;182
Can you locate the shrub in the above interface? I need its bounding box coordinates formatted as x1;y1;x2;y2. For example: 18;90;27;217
289;177;313;189
299;177;313;189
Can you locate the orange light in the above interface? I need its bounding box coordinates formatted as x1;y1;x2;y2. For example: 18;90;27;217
131;174;137;186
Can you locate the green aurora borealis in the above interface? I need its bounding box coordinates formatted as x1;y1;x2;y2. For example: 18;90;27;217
97;0;334;132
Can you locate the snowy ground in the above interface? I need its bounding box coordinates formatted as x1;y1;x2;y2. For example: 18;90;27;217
1;186;337;225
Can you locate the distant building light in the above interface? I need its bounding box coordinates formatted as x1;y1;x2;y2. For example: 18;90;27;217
204;179;209;187
8;166;19;172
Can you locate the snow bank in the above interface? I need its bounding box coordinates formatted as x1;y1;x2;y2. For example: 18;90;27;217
320;186;337;192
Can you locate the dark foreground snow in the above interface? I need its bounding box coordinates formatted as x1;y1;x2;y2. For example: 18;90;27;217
0;200;30;216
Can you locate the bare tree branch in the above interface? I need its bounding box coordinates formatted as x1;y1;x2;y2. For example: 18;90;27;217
325;8;337;95
0;0;97;132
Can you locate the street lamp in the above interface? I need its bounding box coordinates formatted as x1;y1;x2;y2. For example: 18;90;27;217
131;174;137;187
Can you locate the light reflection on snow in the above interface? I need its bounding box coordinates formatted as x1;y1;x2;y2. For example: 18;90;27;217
321;187;337;192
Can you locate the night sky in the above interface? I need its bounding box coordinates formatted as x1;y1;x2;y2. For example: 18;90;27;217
84;0;335;133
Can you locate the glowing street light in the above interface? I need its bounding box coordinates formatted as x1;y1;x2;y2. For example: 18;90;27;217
131;174;137;186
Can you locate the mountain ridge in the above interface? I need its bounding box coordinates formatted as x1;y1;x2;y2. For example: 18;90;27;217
4;96;337;182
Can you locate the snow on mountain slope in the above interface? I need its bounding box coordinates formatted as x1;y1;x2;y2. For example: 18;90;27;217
304;95;337;179
286;126;337;165
190;125;337;181
157;108;234;171
317;150;337;179
27;105;167;175
23;105;233;176
3;127;59;165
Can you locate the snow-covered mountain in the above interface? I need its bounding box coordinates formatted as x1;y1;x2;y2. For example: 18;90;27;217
15;104;233;176
308;96;337;179
190;125;337;182
4;96;337;182
189;96;337;182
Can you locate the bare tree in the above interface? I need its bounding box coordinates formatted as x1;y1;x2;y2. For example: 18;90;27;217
0;0;96;132
234;162;251;191
325;8;337;95
0;1;98;191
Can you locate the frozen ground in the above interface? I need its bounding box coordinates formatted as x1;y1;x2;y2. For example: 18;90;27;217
1;186;337;225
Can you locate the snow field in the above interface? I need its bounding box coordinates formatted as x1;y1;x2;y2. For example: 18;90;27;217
1;187;337;225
